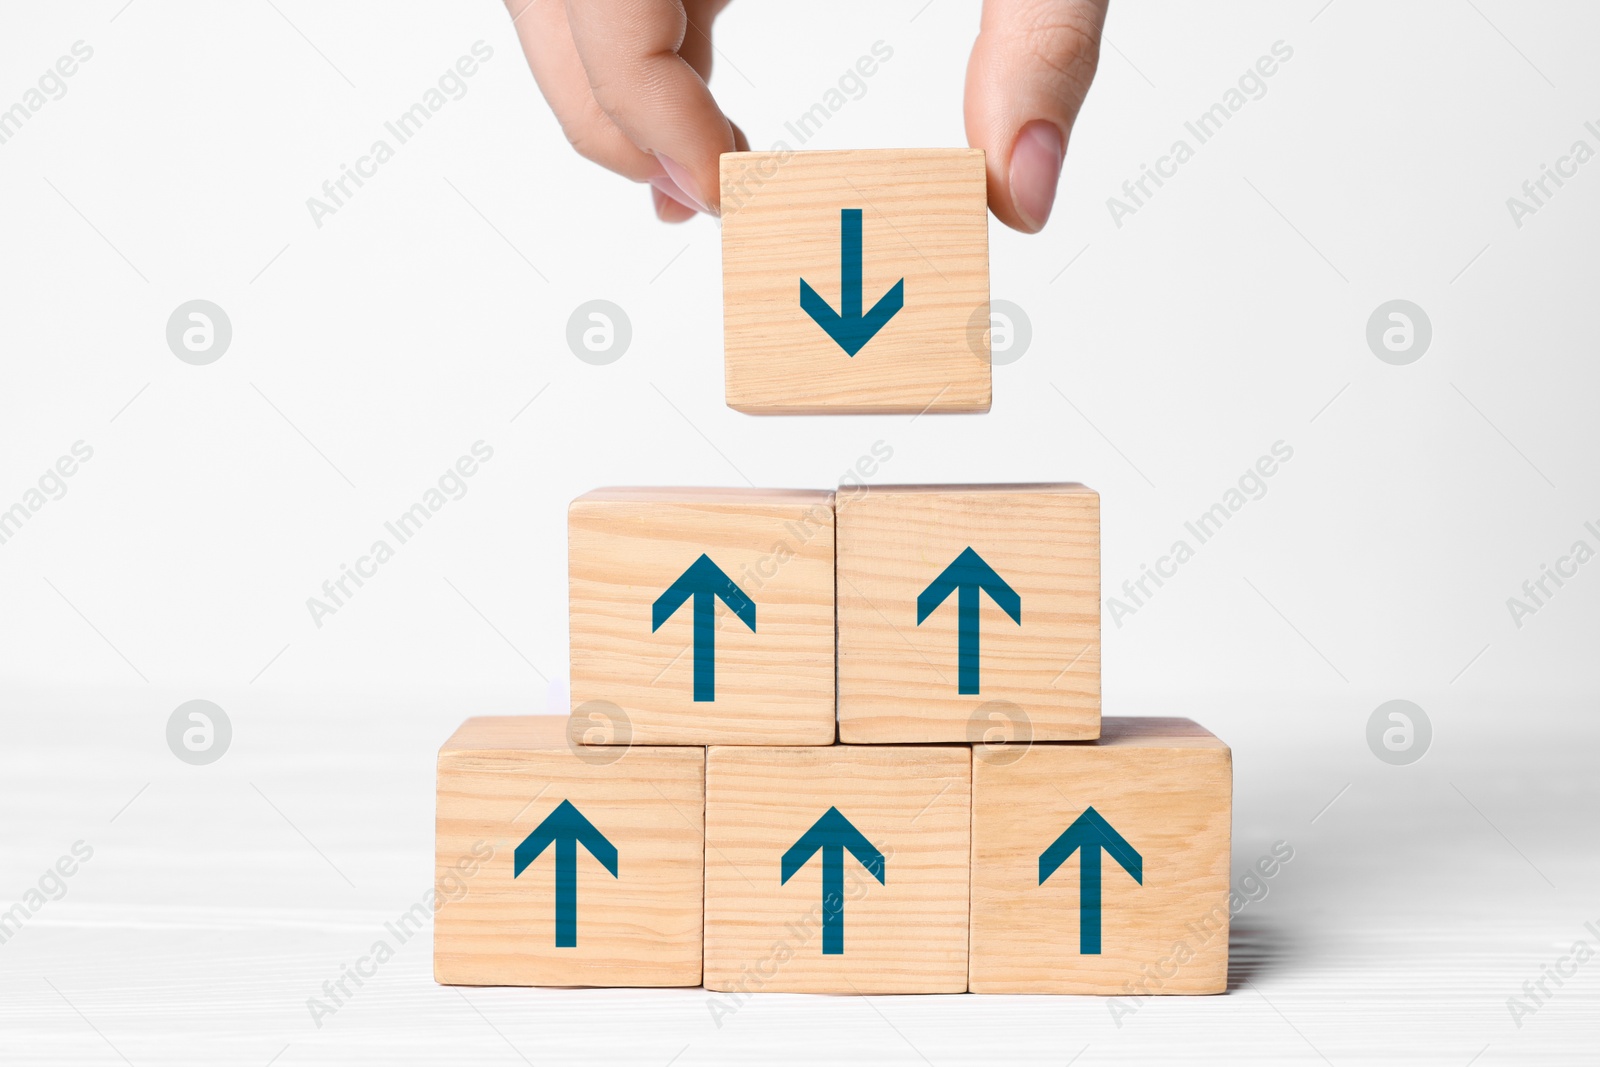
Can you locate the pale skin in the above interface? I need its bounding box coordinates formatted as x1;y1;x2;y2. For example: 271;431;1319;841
506;0;1108;232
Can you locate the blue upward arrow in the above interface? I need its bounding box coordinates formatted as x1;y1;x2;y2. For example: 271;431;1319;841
514;799;618;948
652;553;756;702
1039;806;1142;955
780;806;885;955
800;208;905;356
916;547;1021;695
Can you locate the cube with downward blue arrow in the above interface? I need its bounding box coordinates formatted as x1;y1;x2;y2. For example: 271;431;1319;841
703;744;972;994
836;482;1101;743
720;148;991;414
433;716;705;987
568;487;837;745
968;717;1233;994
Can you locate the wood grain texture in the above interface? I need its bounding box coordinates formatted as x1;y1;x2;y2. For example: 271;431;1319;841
720;149;990;414
836;483;1100;742
969;717;1233;994
569;488;836;745
703;745;971;994
434;716;704;987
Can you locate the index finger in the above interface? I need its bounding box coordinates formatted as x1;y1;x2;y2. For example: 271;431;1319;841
564;0;738;214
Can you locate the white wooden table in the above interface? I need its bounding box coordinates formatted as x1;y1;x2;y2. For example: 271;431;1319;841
1;689;1594;1064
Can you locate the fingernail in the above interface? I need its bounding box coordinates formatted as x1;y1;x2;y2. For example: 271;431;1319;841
1009;121;1064;232
657;154;713;216
649;174;701;215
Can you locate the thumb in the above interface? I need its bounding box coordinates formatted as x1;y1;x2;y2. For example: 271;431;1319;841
965;0;1108;233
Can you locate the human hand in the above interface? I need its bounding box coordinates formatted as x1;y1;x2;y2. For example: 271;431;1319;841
507;0;1106;232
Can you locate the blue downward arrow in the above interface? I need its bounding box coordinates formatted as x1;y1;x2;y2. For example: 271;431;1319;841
800;209;905;356
652;553;756;702
1039;806;1142;955
917;547;1021;695
514;799;619;948
780;806;885;955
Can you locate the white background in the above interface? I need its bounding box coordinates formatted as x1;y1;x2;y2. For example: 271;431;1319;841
1;0;1597;1063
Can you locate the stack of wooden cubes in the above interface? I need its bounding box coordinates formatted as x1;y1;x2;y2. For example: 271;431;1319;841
434;151;1232;996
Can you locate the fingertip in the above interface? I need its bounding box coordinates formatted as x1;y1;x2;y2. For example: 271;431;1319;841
965;0;1105;232
652;184;697;223
657;154;715;216
650;171;708;218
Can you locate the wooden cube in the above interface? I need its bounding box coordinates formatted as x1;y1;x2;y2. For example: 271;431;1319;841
703;744;970;994
569;487;835;745
836;483;1100;743
433;716;704;987
969;717;1233;994
720;148;990;415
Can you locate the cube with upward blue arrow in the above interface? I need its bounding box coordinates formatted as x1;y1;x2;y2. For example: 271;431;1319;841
569;487;837;746
969;717;1234;995
836;482;1102;743
720;148;991;415
703;744;972;994
433;716;706;988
